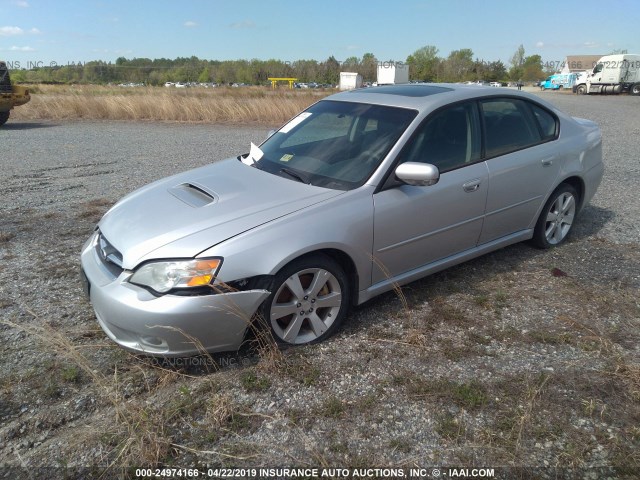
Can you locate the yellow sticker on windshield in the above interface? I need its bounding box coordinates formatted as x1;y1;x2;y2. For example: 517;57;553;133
280;154;294;162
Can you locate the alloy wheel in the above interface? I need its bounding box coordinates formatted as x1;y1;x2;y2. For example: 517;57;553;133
269;267;343;344
544;192;576;245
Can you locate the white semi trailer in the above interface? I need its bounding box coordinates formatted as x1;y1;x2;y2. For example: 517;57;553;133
573;54;640;95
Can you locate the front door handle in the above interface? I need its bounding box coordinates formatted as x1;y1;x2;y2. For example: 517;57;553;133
463;179;481;192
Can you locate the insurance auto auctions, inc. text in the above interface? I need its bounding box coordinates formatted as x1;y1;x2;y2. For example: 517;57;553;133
204;467;495;478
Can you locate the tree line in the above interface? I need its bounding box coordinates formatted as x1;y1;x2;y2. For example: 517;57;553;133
407;44;547;83
8;45;551;85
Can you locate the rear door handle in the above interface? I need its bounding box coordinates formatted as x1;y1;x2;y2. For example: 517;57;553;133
541;157;554;167
463;179;481;192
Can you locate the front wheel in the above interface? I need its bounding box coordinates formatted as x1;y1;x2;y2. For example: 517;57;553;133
630;83;640;96
0;111;9;126
261;254;350;346
576;84;587;95
531;184;579;249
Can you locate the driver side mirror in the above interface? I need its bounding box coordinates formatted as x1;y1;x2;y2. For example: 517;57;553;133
395;162;440;187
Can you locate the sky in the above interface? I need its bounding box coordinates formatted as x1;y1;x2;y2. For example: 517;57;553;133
1;0;638;68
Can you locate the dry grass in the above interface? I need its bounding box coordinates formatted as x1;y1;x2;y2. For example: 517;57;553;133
0;301;282;469
76;197;113;220
12;84;330;125
0;315;173;466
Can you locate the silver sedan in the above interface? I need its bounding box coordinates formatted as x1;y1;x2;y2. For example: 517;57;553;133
80;84;603;356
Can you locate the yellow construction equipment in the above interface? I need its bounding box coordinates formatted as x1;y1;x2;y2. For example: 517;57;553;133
1;61;31;126
268;77;298;89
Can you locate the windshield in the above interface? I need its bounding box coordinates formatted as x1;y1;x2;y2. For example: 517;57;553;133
257;100;417;190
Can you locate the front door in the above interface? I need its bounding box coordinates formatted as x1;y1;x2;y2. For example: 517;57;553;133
372;101;487;284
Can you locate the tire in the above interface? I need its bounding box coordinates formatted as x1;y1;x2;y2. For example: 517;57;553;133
630;83;640;96
576;84;587;95
260;254;350;346
0;111;9;127
531;184;579;249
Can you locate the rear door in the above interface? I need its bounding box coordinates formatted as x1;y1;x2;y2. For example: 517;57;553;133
477;97;562;244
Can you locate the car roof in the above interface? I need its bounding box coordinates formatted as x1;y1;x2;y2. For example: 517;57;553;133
327;83;557;113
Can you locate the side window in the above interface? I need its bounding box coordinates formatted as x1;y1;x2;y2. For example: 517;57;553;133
530;104;558;141
481;98;541;157
398;102;480;172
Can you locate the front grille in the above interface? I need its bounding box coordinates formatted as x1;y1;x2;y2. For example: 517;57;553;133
95;231;124;277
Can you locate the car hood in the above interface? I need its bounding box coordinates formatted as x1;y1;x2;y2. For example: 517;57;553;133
98;158;343;269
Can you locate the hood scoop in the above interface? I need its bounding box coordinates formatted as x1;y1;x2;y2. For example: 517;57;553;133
168;182;217;208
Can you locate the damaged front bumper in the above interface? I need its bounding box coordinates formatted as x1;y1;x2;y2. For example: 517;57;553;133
80;234;269;357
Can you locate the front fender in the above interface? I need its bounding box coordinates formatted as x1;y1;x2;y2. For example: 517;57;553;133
200;186;375;293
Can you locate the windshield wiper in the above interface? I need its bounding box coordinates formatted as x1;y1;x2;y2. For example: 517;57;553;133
280;167;311;184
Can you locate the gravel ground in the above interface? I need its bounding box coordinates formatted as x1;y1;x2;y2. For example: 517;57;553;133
1;93;639;478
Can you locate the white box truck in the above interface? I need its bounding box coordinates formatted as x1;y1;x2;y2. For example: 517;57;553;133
573;54;640;95
339;72;362;91
377;63;409;85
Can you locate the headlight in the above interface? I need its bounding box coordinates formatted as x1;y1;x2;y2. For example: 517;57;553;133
129;258;222;294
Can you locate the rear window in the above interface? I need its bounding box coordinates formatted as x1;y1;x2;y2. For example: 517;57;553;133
530;104;558;141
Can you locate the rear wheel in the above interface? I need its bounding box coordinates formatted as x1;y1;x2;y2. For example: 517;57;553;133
630;83;640;96
532;184;579;249
261;254;350;346
576;84;587;95
0;111;9;127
